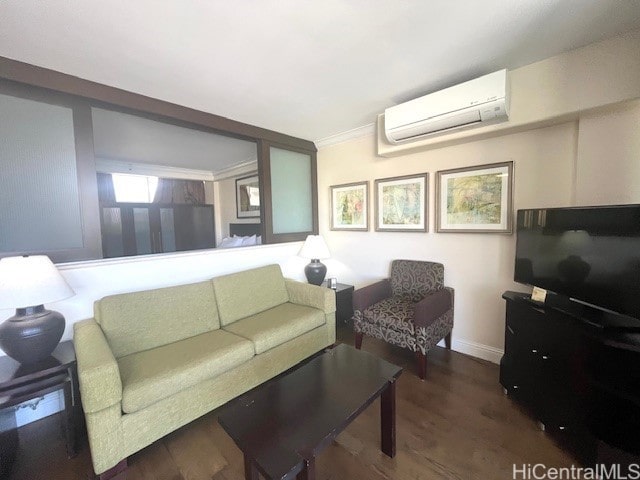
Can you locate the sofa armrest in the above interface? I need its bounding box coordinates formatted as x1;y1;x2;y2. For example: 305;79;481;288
73;319;123;414
353;279;392;313
285;279;336;314
414;287;453;329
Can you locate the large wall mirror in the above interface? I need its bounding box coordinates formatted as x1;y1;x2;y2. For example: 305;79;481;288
91;108;262;258
0;67;318;264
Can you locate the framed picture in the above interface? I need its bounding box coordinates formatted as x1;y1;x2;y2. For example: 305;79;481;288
374;173;428;232
236;175;260;218
330;181;369;231
436;161;513;233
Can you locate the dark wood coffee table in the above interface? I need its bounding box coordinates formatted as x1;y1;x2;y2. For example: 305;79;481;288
217;344;402;480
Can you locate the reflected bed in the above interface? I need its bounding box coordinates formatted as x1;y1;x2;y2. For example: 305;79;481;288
219;223;262;248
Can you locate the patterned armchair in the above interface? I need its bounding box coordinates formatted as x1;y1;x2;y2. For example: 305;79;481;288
352;260;454;379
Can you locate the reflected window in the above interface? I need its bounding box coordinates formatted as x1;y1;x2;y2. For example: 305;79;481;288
112;174;159;203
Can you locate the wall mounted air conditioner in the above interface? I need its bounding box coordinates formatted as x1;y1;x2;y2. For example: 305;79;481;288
384;69;509;144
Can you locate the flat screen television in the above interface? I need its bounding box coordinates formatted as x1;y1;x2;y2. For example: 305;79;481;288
514;204;640;321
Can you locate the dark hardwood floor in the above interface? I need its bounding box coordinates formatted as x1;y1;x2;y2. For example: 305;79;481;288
7;326;578;479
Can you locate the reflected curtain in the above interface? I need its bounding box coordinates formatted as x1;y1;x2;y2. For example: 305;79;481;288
153;179;205;204
154;178;173;203
97;172;116;204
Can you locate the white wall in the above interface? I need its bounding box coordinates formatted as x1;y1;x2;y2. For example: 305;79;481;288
320;25;640;362
318;122;577;362
575;100;640;205
318;100;640;363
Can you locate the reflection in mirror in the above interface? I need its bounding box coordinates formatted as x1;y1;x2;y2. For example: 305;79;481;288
91;108;261;258
236;175;260;218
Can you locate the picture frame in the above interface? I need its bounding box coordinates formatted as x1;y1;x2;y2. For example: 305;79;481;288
435;161;513;233
374;173;428;232
330;181;369;231
236;175;260;218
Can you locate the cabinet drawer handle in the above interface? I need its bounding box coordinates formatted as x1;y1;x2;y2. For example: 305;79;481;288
507;325;514;335
531;349;538;353
542;355;549;360
513;385;519;389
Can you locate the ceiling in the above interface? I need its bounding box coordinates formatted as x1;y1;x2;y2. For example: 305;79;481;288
2;1;640;143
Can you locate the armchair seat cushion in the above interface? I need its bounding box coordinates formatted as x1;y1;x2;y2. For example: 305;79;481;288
223;302;326;354
363;296;416;335
118;329;254;414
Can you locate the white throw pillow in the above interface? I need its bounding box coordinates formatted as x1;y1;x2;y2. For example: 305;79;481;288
219;236;244;248
241;234;257;246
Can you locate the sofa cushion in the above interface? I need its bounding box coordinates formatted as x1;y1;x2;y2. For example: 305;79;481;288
212;264;289;326
223;302;325;354
118;329;254;414
95;281;220;358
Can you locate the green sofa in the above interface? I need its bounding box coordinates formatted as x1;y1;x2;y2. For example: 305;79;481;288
73;264;336;477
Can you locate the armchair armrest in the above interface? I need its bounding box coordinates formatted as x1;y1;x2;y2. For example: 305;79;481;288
353;279;392;312
285;279;336;314
73;319;122;414
414;288;453;329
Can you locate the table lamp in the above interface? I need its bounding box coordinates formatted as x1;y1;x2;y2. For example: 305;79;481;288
299;235;331;285
0;255;75;364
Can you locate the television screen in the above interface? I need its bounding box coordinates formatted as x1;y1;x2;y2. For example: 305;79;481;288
514;205;640;320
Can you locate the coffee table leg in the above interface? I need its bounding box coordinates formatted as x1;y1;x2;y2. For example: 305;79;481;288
296;457;315;480
381;380;396;458
244;454;259;480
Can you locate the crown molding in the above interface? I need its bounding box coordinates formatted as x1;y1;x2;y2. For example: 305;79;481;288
95;157;215;181
212;159;258;181
94;157;259;181
314;123;375;148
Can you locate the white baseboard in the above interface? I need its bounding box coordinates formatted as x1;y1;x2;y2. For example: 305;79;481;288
438;338;504;364
13;389;64;427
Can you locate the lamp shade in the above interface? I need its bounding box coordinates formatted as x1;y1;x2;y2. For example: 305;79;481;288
299;235;330;260
0;255;75;309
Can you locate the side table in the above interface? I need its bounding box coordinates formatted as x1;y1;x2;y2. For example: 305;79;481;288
322;282;354;326
0;340;80;472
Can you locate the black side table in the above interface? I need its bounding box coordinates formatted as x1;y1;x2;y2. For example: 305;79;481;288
322;281;355;326
0;340;80;473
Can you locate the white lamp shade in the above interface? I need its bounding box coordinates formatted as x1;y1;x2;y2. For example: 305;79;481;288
299;235;331;260
0;255;75;309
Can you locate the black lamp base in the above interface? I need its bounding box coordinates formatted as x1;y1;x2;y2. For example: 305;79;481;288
305;259;327;286
0;305;65;364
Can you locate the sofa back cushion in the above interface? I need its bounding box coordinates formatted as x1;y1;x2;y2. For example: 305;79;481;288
95;281;220;358
212;264;289;326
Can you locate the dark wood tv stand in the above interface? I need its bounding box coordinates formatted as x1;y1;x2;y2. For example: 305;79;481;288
500;291;640;466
